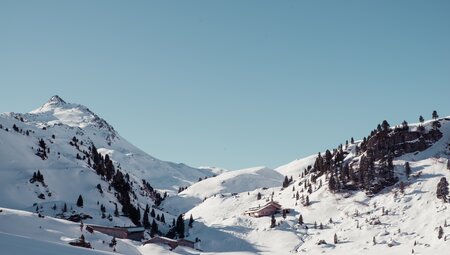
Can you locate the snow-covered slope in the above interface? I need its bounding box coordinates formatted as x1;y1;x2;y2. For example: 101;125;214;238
0;207;140;254
162;166;283;215
182;118;450;254
186;156;450;254
0;96;216;229
276;154;318;177
2;97;450;255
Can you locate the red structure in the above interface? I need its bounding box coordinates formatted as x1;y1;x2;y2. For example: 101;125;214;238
244;201;283;217
143;236;195;250
86;225;144;241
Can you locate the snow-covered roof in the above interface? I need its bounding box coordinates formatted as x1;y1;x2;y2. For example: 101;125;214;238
244;201;282;213
124;227;145;233
150;236;178;243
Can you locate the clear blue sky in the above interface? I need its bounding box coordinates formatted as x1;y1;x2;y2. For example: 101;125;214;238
1;1;450;170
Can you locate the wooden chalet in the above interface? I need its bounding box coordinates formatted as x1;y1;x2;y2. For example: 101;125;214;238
143;236;196;250
244;201;283;217
86;225;144;241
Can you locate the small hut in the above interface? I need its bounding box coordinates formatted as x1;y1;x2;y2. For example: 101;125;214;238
244;201;283;217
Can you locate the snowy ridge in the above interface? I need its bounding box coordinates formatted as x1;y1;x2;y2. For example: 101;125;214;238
27;95;118;142
276;154;318;177
162;166;283;215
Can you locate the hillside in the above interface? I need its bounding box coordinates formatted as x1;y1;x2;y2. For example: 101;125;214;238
1;97;450;254
182;117;450;254
0;96;215;233
162;166;283;215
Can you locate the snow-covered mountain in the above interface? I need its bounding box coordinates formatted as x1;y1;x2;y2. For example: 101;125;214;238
0;96;215;233
1;97;450;254
1;95;215;191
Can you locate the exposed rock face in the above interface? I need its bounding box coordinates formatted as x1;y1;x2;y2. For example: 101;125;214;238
311;121;444;196
363;128;442;161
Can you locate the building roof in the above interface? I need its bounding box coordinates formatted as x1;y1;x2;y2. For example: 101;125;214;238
123;227;145;233
87;225;145;233
149;236;178;243
244;201;282;213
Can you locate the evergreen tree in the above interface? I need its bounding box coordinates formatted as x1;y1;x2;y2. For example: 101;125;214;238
150;208;156;218
381;120;390;132
298;214;303;225
282;176;289;188
437;177;449;202
161;213;165;223
37;170;44;182
151;219;158;237
257;192;262;200
176;214;185;238
143;209;150;229
334;233;338;244
114;204;119;217
282;210;286;219
39;139;46;150
76;195;83;207
432;110;439;120
351;137;354;144
438;226;444;239
402;120;408;130
270;214;276;228
377;124;382;132
63;203;67;213
189;214;194;228
419;115;424;123
305;196;310;206
96;184;103;194
405;162;411;177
